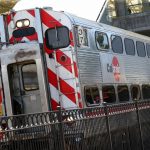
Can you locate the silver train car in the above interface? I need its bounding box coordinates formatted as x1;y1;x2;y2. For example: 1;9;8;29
0;8;150;116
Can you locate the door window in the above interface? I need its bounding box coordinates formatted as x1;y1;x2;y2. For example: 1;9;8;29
22;63;39;91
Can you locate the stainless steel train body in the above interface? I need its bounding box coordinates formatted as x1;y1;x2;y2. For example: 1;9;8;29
0;7;150;116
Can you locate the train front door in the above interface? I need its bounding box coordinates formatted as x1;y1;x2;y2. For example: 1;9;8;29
7;61;43;115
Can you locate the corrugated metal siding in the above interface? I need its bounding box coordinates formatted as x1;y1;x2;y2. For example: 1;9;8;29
124;56;150;83
77;50;103;84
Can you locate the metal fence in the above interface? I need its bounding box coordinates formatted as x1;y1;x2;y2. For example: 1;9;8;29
0;100;150;150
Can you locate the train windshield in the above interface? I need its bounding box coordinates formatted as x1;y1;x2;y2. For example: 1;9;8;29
45;26;70;50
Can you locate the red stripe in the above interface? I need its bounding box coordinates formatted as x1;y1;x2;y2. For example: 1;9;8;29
56;50;72;73
27;9;35;17
48;69;77;104
9;37;14;44
79;102;83;108
74;62;78;78
9;36;23;43
26;33;38;41
51;99;60;110
6;15;11;25
41;9;61;28
43;38;54;54
70;32;74;47
47;69;58;89
7;12;16;28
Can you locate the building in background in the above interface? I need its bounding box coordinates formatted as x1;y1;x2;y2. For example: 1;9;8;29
98;0;150;36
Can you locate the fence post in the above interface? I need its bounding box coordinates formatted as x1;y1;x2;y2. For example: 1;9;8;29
135;101;144;150
57;106;66;150
103;102;113;150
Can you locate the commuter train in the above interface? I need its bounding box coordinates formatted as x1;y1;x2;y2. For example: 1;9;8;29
0;7;150;116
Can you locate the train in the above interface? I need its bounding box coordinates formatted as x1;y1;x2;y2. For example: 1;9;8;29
0;6;150;116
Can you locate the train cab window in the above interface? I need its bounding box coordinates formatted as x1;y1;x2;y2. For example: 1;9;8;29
131;85;141;100
84;86;100;106
102;86;116;103
118;85;129;102
142;85;150;100
146;44;150;57
111;35;123;54
136;41;146;57
124;38;135;55
95;32;109;50
45;26;70;49
22;63;39;91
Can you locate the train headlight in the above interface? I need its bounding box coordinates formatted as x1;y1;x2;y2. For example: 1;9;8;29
24;20;30;27
16;19;30;28
16;21;23;28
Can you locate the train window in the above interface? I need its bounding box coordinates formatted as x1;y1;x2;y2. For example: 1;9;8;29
146;44;150;57
142;85;150;100
131;85;141;100
45;26;70;50
124;38;135;55
22;63;39;91
136;41;146;57
102;86;116;103
118;85;129;102
95;32;109;50
111;35;123;54
84;86;100;106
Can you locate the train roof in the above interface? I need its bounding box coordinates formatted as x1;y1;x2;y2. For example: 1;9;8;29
64;11;150;42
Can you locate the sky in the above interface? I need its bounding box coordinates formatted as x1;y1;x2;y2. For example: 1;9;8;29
13;0;105;21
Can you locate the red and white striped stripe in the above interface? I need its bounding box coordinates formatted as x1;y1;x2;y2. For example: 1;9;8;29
7;9;38;43
41;9;82;110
